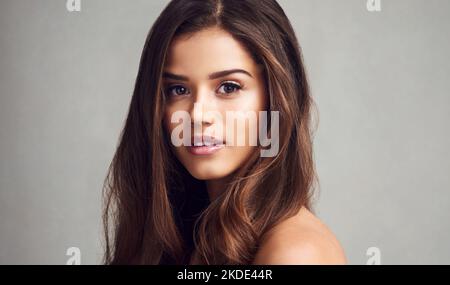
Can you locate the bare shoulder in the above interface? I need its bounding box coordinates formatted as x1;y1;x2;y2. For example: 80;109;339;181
252;207;347;265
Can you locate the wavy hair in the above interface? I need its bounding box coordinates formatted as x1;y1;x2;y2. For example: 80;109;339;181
102;0;318;265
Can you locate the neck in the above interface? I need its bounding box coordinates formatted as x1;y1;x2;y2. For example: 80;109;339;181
205;175;232;202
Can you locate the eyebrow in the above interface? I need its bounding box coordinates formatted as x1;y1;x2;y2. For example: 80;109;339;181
162;69;253;81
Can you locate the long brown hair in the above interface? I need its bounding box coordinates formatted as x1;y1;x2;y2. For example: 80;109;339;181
102;0;318;265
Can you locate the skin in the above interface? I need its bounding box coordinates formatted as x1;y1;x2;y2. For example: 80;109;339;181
163;27;267;199
252;206;347;265
163;27;346;265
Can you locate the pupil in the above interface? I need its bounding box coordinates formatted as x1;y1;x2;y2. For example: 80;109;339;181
177;87;185;95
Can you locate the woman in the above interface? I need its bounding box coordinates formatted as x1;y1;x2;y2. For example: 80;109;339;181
102;0;346;265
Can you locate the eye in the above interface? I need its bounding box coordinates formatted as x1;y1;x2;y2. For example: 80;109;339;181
165;85;190;97
217;81;242;95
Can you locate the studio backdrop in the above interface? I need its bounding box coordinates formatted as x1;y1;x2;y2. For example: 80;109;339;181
0;0;449;264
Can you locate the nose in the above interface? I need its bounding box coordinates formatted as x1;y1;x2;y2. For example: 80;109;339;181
189;87;215;127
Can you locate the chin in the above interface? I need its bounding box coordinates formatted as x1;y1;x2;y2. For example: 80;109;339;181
185;164;232;181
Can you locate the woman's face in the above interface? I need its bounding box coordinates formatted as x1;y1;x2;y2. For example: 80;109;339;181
163;27;267;181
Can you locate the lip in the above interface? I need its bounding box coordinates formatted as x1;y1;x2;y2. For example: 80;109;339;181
186;144;225;155
187;135;225;155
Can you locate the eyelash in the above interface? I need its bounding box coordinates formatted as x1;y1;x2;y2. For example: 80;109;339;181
165;81;242;98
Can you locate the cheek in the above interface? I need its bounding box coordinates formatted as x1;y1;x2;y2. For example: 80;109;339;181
224;90;266;112
163;110;173;133
163;104;182;137
227;145;257;166
220;91;266;145
162;116;172;143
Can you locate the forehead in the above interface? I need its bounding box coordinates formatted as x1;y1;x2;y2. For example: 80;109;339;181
164;28;258;76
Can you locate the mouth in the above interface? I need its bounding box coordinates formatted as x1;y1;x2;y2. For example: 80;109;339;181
186;135;225;155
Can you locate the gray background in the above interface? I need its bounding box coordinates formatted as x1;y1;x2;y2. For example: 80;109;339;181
0;0;449;265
